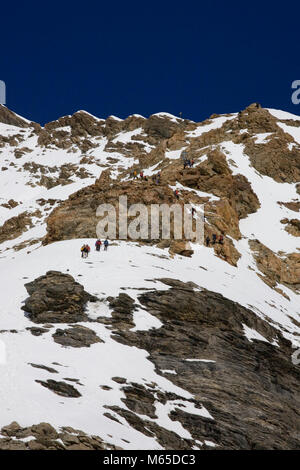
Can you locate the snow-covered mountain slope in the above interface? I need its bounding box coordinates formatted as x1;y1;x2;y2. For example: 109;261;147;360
0;103;299;450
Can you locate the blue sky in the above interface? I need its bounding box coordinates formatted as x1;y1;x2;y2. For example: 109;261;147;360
2;0;300;124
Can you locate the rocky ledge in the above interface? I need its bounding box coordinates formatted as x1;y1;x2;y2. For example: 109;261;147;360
0;422;120;450
22;271;98;323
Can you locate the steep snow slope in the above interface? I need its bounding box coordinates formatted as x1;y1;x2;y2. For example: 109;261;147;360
0;240;298;449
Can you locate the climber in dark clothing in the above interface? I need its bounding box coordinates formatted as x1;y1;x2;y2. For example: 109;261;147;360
95;239;102;251
191;207;196;217
219;235;224;244
104;238;109;251
205;236;210;247
212;234;217;244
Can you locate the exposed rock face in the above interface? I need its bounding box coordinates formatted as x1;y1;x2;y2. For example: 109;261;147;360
1;198;19;209
169;240;193;257
52;325;102;347
143;114;179;140
0;210;41;244
178;149;260;219
0;422;119;450
278;201;300;212
43;175;181;244
22;271;97;323
22;161;91;189
227;104;300;183
35;379;81;397
42;166;244;265
0;104;31;128
106;293;136;330
249;240;300;293
106;281;300;450
281;217;300;237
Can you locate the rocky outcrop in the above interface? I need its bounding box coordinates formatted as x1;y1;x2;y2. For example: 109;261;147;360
43;159;248;265
0;104;31;128
280;218;300;237
106;293;136;330
169;240;193;257
244;133;300;183
35;379;81;397
250;240;300;293
225;104;300;183
0;210;41;244
0;422;119;450
278;201;300;212
1;199;19;209
143;114;179;140
177;150;260;220
43;173;184;244
52;325;102;347
22;271;98;323
107;280;300;450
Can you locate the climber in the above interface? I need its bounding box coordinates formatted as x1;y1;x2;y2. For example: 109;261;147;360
191;159;195;167
183;160;188;169
95;239;102;251
174;189;179;199
205;236;210;247
133;170;137;179
140;171;144;179
144;175;148;181
191;207;196;217
212;234;217;244
219;235;224;244
104;238;109;251
81;244;86;258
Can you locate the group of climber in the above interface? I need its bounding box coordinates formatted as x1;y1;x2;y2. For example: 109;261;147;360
181;150;195;169
183;158;195;169
95;238;109;251
131;170;148;181
81;238;109;257
152;172;161;184
80;244;91;258
131;169;161;185
205;234;224;247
